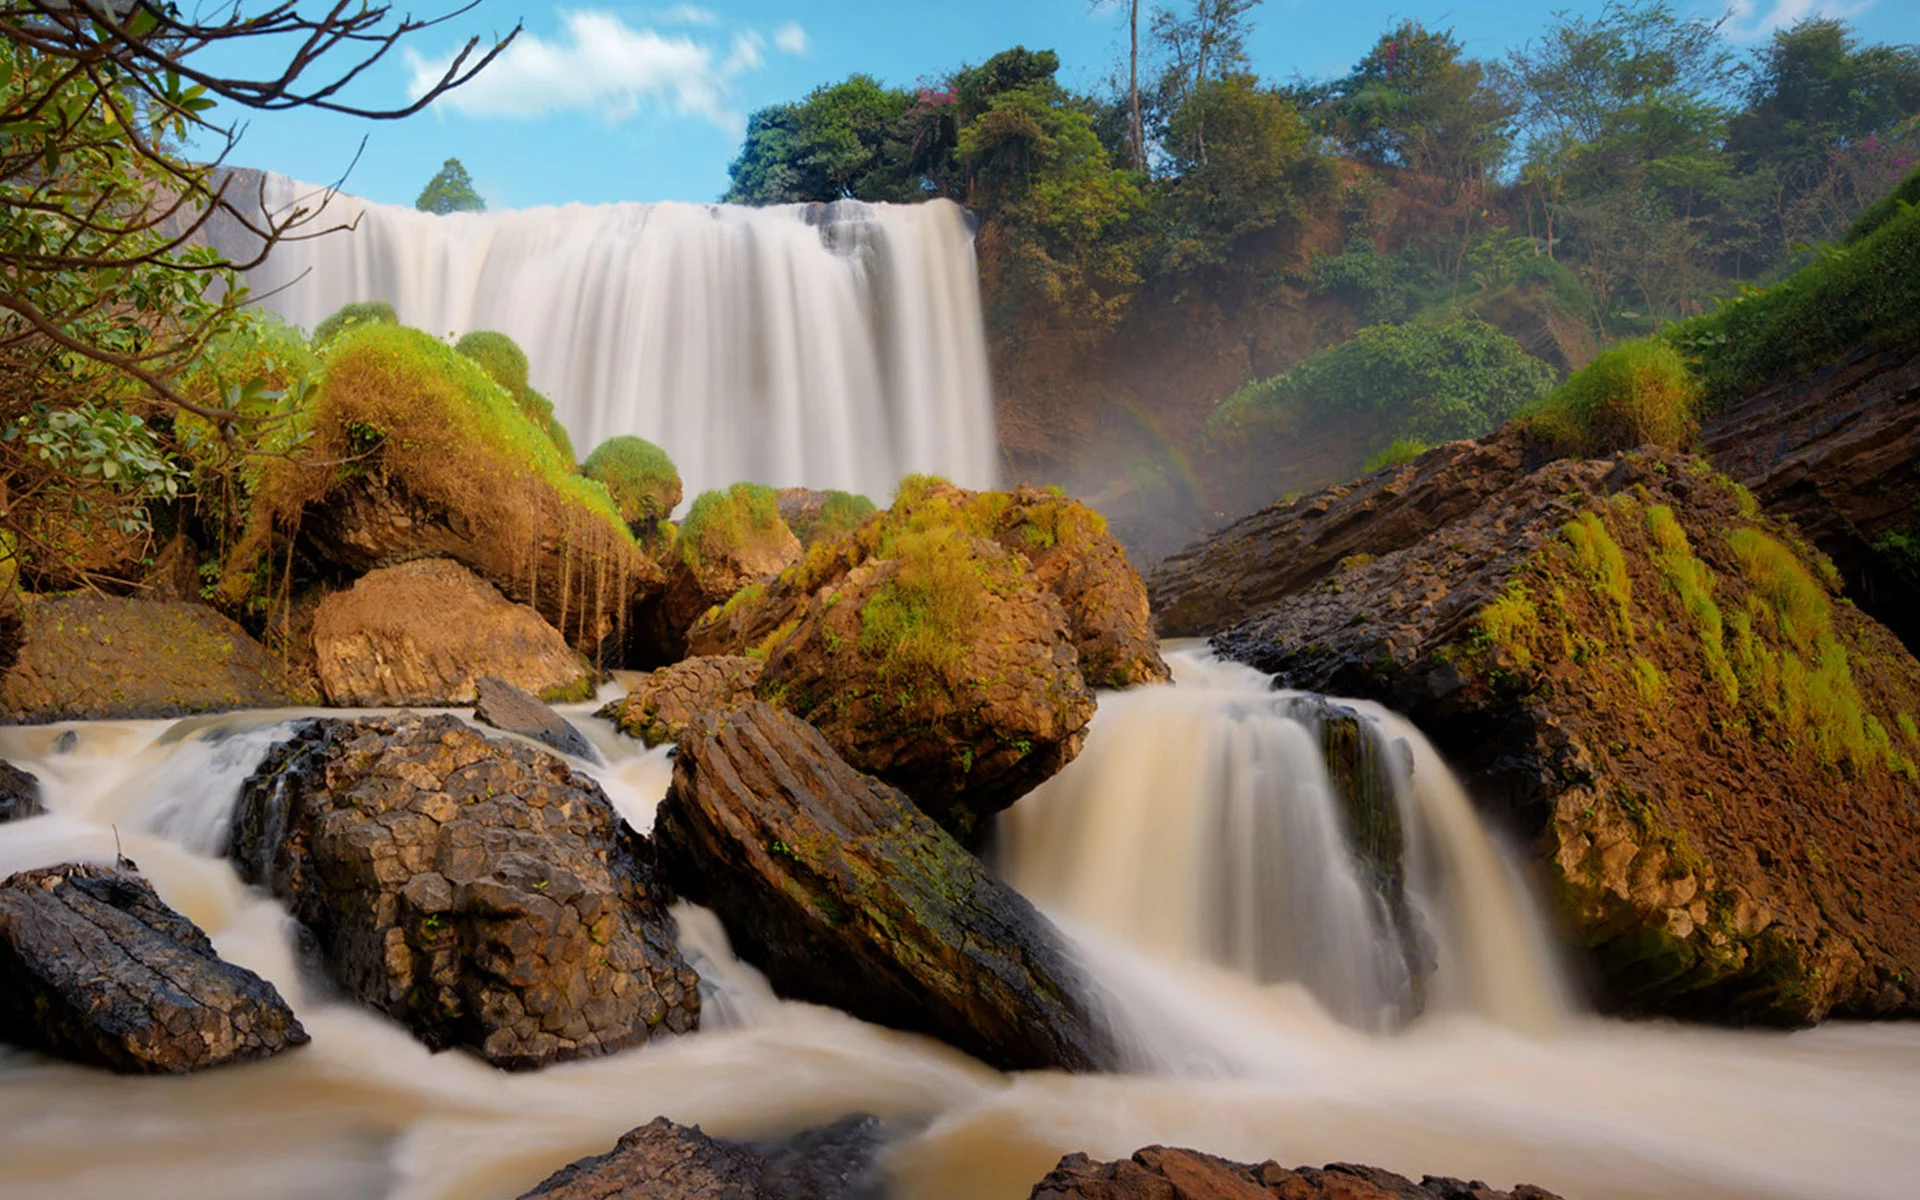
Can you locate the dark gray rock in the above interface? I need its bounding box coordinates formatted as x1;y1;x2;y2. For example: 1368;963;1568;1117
231;713;698;1071
473;675;601;762
0;761;42;823
0;863;307;1073
517;1114;885;1200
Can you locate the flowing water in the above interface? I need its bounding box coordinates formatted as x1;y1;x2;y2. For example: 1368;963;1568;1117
1;654;1917;1199
227;176;998;503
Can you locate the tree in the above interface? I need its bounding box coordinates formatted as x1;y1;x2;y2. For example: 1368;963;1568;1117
1150;0;1263;165
416;157;486;214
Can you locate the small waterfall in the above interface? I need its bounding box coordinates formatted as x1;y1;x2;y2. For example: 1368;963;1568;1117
230;174;999;504
998;647;1569;1034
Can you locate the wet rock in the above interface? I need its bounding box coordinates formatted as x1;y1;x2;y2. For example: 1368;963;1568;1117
0;761;42;823
0;594;306;722
231;714;698;1070
655;702;1113;1073
598;655;762;746
473;675;599;762
312;559;593;707
1201;446;1920;1023
518;1114;885;1200
0;863;307;1073
1029;1147;1564;1200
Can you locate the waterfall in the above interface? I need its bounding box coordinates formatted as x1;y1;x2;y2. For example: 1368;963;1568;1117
229;174;999;505
998;647;1570;1035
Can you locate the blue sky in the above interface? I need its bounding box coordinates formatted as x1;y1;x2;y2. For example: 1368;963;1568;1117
194;0;1919;209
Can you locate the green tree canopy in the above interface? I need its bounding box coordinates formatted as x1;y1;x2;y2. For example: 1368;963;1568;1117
416;157;486;214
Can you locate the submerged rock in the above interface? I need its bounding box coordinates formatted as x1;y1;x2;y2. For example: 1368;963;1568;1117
231;714;697;1070
0;761;43;823
1200;447;1920;1023
599;655;762;746
0;594;306;722
518;1115;885;1200
473;675;600;761
0;863;307;1073
1030;1148;1564;1200
312;559;594;707
655;702;1113;1073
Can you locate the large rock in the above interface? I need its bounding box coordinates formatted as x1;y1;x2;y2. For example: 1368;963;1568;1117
473;675;600;762
685;481;1168;838
1207;447;1920;1023
598;655;763;746
655;702;1113;1073
0;594;306;722
1702;341;1920;652
518;1115;884;1200
312;559;593;707
636;488;803;666
0;761;43;823
1030;1147;1563;1200
231;714;698;1069
0;863;307;1073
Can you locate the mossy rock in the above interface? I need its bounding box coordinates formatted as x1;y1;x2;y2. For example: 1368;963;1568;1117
311;300;397;348
454;330;530;398
584;436;683;527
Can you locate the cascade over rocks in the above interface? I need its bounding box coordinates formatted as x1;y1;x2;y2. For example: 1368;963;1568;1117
472;675;600;762
0;863;307;1074
599;655;762;746
231;714;698;1070
0;594;306;722
686;481;1165;838
1029;1148;1564;1200
0;761;43;823
312;559;594;707
517;1115;885;1200
1198;445;1920;1023
654;702;1114;1073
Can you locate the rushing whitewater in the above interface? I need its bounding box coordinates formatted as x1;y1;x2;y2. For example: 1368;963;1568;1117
231;174;998;503
2;665;1918;1200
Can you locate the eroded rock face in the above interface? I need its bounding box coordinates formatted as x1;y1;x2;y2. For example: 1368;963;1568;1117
599;656;762;746
1030;1148;1564;1200
0;595;305;722
1205;448;1920;1023
0;762;43;823
474;676;600;762
0;863;307;1073
655;702;1113;1073
231;714;698;1070
518;1115;885;1200
637;514;802;667
313;559;593;707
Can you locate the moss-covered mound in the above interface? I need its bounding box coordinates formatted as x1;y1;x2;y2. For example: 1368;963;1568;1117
219;323;658;655
311;301;397;348
451;329;576;466
583;436;683;527
1210;448;1920;1024
635;482;800;666
776;488;878;546
1523;339;1700;457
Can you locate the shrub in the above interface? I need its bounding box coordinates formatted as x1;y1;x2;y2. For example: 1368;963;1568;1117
454;330;530;399
858;524;995;685
582;435;682;526
311;300;397;347
1526;339;1699;456
787;490;878;544
679;482;786;568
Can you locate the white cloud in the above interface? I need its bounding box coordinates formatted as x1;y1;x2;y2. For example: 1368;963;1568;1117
406;8;796;134
773;21;809;55
1721;0;1876;42
653;4;721;24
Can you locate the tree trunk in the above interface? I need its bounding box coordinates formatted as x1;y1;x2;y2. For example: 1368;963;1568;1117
1128;0;1144;170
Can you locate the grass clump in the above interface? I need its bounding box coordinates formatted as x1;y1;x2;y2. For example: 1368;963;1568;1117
788;490;878;545
1646;504;1738;705
1561;509;1635;642
1479;583;1540;669
679;482;786;568
1526;339;1699;456
1729;528;1833;656
583;436;682;526
858;524;1017;686
454;330;530;399
311;300;397;348
1364;437;1430;473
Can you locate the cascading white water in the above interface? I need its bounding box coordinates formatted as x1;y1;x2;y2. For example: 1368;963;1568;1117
232;175;999;504
998;647;1568;1036
2;681;1918;1200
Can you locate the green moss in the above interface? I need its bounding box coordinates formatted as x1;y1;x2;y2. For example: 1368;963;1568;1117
858;524;1019;688
788;490;879;544
1629;655;1668;706
537;675;595;704
1525;339;1700;456
583;436;682;526
1562;509;1635;642
1646;504;1738;705
893;473;952;509
680;482;786;568
1479;583;1540;669
311;300;398;348
454;331;531;399
1363;436;1430;473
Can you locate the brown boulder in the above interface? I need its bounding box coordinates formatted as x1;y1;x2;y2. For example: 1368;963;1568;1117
599;655;763;746
312;559;593;707
637;488;803;666
0;863;308;1073
655;702;1114;1072
517;1115;884;1200
0;594;306;722
1030;1147;1563;1200
230;714;698;1070
1207;447;1920;1023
